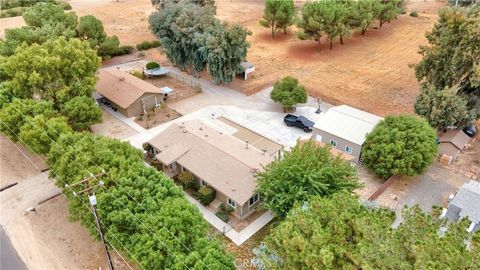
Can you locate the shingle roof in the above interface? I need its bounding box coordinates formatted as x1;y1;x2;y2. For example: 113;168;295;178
313;105;383;145
449;180;480;224
149;120;274;205
438;130;470;150
96;68;163;109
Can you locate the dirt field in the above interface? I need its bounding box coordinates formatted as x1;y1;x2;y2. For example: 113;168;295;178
0;0;446;115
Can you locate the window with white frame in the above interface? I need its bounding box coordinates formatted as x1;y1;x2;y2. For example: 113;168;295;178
228;198;236;208
201;179;208;187
330;140;337;147
249;193;259;206
345;146;353;154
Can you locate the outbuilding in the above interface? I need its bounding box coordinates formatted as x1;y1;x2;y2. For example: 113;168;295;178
95;68;164;117
239;61;255;80
312;105;383;164
438;129;470;164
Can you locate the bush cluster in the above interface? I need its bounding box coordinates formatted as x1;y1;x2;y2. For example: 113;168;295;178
197;186;216;205
136;40;161;51
0;0;71;18
146;61;161;70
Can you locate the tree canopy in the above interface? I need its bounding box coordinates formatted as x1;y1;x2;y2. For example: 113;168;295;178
18;115;72;154
270;76;308;111
149;1;250;83
0;98;57;141
257;193;479;269
61;96;102;131
259;0;296;37
1;37;101;108
296;0;399;49
256;140;360;217
414;86;473;130
47;132;235;269
414;3;480;127
0;2;126;59
362;115;438;179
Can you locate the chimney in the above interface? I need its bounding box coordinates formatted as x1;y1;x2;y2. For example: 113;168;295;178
245;140;249;149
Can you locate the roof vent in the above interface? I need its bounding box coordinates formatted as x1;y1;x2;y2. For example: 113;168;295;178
182;130;187;133
199;127;203;130
232;188;236;191
119;76;125;81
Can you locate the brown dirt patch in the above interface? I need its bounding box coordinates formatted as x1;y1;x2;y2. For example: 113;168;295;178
91;109;138;140
28;196;136;269
134;106;181;129
227;0;447;116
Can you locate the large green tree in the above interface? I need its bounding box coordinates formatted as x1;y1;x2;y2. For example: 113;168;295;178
47;132;235;269
362;115;438;179
149;2;216;74
270;76;307;111
256;140;360;217
415;3;480;125
259;0;296;38
414;86;472;130
202;22;251;84
1;37;101;108
18;115;72;154
0;99;57;141
296;1;326;48
257;193;479;269
61;96;102;131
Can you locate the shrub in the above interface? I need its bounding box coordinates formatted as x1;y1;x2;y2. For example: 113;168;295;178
130;70;145;79
220;203;234;213
111;45;134;56
410;11;418;17
215;210;230;223
178;171;198;190
136;40;161;51
146;61;160;70
56;1;72;10
197;186;216;205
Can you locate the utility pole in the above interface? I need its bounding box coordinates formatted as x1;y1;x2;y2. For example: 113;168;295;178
66;170;114;270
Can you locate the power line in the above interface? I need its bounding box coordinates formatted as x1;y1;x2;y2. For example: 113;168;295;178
1;128;139;270
0;95;205;270
67;171;114;270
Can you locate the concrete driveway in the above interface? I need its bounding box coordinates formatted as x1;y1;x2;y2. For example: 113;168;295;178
376;165;470;226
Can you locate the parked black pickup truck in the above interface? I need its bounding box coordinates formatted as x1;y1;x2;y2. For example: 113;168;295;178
284;114;314;132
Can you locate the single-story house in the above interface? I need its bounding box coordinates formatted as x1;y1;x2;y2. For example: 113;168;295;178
95;68;164;117
438;130;470;164
147;120;274;220
444;180;480;233
312;105;383;164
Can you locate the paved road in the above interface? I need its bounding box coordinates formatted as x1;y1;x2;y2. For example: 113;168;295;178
1;227;27;270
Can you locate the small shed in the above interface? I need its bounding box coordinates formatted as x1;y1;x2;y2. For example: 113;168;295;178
239;61;255;80
438;130;470;164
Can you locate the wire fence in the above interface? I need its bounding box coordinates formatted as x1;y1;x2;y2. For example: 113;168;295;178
166;72;202;90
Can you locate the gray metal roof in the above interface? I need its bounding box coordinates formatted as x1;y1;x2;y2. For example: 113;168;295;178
448;180;480;224
313;105;383;145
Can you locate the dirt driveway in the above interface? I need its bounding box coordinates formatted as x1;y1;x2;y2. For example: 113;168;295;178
376;165;470;224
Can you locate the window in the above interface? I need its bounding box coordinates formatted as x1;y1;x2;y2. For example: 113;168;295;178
228;198;236;208
249;193;259;206
329;140;337;147
201;179;208;187
345;146;353;154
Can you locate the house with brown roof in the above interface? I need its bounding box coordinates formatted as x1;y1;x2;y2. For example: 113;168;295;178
146;120;274;220
96;68;165;117
438;130;470;164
